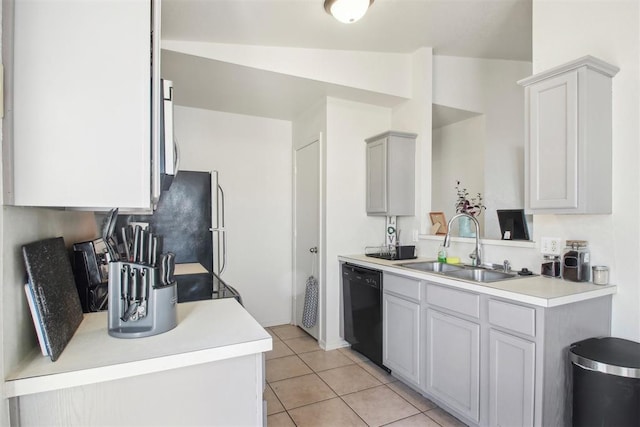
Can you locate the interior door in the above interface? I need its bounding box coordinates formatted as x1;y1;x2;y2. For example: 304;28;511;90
293;138;320;340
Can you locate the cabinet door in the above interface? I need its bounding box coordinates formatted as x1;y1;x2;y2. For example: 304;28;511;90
489;330;535;427
366;137;388;214
383;293;420;386
426;308;480;422
12;0;152;209
527;71;579;210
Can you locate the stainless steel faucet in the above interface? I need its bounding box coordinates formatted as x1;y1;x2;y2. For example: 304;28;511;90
443;213;482;266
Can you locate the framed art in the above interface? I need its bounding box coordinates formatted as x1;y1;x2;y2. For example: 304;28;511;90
429;212;447;235
497;209;530;240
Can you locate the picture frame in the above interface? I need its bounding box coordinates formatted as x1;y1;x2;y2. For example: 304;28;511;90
429;212;447;235
497;209;530;241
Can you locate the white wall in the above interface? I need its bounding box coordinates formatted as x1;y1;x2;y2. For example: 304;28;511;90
531;0;640;341
162;41;412;98
324;98;392;349
432;115;486;235
432;56;532;239
393;48;433;239
1;207;97;425
174;106;293;327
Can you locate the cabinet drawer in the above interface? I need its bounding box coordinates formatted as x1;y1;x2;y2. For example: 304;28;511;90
426;284;479;318
489;299;536;337
384;273;421;301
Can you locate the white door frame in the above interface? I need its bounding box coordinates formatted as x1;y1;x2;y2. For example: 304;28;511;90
292;133;324;344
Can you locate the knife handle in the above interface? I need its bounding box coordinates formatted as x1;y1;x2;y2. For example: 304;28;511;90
151;236;159;267
141;268;148;301
130;268;139;301
121;227;130;262
133;226;141;263
166;252;176;284
121;264;130;300
138;231;147;264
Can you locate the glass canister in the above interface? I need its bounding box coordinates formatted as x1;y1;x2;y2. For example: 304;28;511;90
592;266;609;285
562;240;590;282
541;255;561;278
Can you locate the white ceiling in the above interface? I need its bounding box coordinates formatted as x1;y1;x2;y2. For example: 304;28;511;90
161;0;532;122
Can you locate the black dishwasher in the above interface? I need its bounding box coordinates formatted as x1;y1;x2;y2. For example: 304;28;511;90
342;263;388;371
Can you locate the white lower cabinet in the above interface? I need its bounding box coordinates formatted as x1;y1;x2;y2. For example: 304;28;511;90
489;329;535;427
426;308;480;423
365;267;612;427
383;293;421;385
382;273;421;386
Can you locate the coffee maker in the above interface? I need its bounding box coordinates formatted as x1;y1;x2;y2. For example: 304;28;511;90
72;239;110;312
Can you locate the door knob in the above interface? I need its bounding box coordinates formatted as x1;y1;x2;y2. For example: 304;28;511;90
309;247;318;253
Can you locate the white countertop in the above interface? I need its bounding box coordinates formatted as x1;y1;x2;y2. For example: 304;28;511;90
5;298;272;398
339;255;616;308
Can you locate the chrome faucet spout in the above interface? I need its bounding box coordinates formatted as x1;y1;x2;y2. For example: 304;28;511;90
442;213;482;266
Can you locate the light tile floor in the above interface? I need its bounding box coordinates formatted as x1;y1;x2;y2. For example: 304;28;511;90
265;324;468;427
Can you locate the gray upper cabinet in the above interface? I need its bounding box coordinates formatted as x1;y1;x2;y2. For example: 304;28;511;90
518;56;619;214
6;0;160;210
365;131;416;216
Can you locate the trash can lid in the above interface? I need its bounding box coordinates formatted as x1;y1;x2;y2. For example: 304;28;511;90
569;337;640;378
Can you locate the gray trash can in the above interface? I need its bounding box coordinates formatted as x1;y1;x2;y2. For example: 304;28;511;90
569;337;640;427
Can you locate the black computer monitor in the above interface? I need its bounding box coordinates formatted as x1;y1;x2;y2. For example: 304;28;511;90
497;209;530;240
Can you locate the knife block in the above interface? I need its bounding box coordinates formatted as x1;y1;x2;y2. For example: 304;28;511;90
107;261;177;338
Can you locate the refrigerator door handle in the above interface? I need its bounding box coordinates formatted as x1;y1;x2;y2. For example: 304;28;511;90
220;230;227;275
218;184;225;228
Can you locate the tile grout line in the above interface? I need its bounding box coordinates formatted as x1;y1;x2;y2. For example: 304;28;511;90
266;327;458;426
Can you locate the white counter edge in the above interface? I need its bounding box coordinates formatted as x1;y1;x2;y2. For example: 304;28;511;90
339;256;616;308
5;337;271;398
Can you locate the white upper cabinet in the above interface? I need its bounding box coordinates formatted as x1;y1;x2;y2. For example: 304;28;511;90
365;131;416;216
518;56;619;214
7;0;159;210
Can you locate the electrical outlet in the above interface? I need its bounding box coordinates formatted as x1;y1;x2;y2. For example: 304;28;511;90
541;237;562;255
412;229;419;242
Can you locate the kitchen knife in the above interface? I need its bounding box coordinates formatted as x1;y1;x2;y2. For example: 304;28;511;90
120;265;130;321
132;226;141;263
151;236;159;267
131;268;139;302
138;267;148;318
146;232;154;266
121;227;131;262
166;252;176;284
158;253;168;286
139;230;147;264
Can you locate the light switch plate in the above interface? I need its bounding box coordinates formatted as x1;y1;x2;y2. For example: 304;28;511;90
540;237;562;255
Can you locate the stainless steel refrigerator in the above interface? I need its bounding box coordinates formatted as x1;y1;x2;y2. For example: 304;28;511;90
119;170;239;303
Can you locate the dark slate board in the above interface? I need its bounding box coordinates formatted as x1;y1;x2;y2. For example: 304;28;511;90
23;237;83;361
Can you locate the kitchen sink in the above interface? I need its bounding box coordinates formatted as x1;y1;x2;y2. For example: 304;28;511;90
399;261;465;273
400;260;528;283
443;268;518;283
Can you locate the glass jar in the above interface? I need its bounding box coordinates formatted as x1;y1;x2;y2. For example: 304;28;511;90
592;266;609;285
541;255;561;278
562;240;590;282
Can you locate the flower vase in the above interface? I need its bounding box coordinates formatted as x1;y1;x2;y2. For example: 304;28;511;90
458;216;476;238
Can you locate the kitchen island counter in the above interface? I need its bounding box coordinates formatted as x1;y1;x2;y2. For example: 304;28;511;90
6;298;271;426
339;254;616;307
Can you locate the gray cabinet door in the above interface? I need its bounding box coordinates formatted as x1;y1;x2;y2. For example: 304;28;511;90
426;308;480;422
489;329;535;427
366;137;388;214
383;293;421;386
365;131;416;216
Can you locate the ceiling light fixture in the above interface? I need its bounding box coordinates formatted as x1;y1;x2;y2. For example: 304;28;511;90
324;0;374;24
